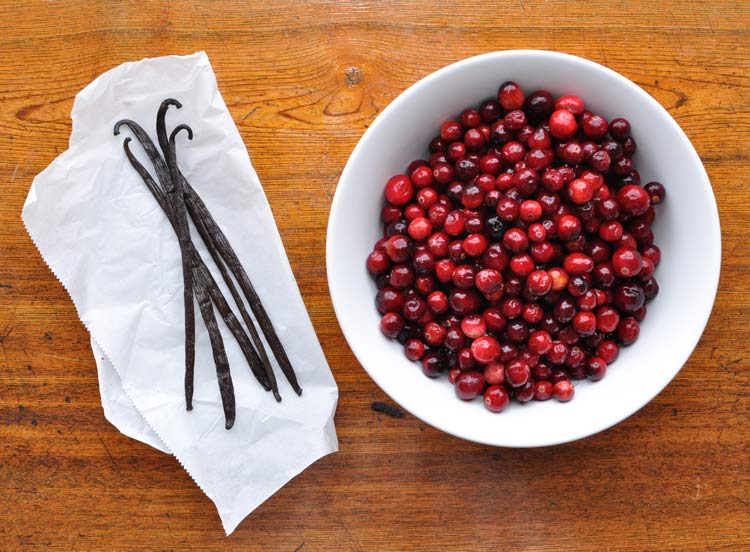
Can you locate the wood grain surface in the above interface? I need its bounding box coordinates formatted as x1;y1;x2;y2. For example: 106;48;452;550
1;1;749;550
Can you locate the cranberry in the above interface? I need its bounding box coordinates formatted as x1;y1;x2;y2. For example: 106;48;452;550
505;359;530;387
366;249;390;275
532;380;552;401
520;200;543;222
444;327;466;352
471;335;501;364
404;339;426;361
463;233;488;257
617;316;640;345
549;267;569;291
554;95;583;116
502;227;529;252
441;121;463;142
475;268;504;296
449;289;481;315
612;247;643;277
617;184;650;216
552;380;575;402
597;340;620;364
641;244;661;266
427;291;448;314
429;137;446;153
498;81;525;110
614;282;645;313
444;210;466;236
524;90;555;123
484;362;505;385
389;264;415;289
643;278;659;301
522;303;544;325
384;175;414;206
584;356;606;381
527;329;552;355
588;150;611;173
451;264;475;289
504;109;527;131
568;178;595;205
523;270;550;296
609;117;631;141
380;312;405;338
435;259;455;284
549;109;578;140
572;311;597;337
458;314;485;340
547;340;569;364
496;197;520;223
433;163;455;185
595;306;620;333
422;353;444;377
483;385;510;412
563;253;594;275
644;181;666;205
582;114;608;140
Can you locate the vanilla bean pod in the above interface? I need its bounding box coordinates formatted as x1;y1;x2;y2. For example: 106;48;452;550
182;183;302;395
158;103;196;410
121;136;271;394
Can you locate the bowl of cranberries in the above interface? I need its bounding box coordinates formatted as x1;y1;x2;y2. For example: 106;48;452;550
327;50;720;447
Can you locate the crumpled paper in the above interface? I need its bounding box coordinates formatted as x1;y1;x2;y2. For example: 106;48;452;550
22;52;338;534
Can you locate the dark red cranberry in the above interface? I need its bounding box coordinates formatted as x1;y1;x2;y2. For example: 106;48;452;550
612;156;632;177
506;320;529;343
484;385;510;412
422;352;445;377
524;90;555;123
532;361;553;381
558;324;580;345
597;340;619;364
480;100;502;123
588;150;611;173
389;264;415;289
380;312;405;338
376;287;404;314
582;114;608;140
608;117;631;141
366;249;390;275
504;109;527;130
433;163;455;185
550;367;569;383
553;297;577;323
451;264;475;289
583;356;606;381
622;136;637;156
644;181;666;205
483;307;508;335
641;244;661;266
617;316;640;345
385;219;408;238
614;281;645;314
643;277;659;300
449;289;481;315
402;296;427;322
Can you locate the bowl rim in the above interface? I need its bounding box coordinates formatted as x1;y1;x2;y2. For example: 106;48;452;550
326;49;721;447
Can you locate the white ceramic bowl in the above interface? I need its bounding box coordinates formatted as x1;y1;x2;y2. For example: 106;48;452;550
327;50;720;447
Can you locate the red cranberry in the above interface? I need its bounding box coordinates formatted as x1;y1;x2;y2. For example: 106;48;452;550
548;267;569;291
528;330;553;355
498;81;525;110
444;210;466;236
552;380;574;402
406;217;432;242
428;203;449;227
384;175;414;206
483;362;505;385
595;306;620;333
381;204;402;224
643;277;659;301
520;200;543;222
572;311;597;337
496;197;520;223
567;178;594;205
380;312;405;338
460;314;487;339
451;264;475;289
366;249;390;275
586;357;607;381
441;121;463;142
612;247;643;277
423;321;446;346
475;268;504;296
533;380;552;401
549;109;578;140
427;291;448;314
502;227;529;252
641;244;661;266
595;341;618;365
555;94;584;115
557;215;581;241
435;259;455;284
503;109;527;131
471;335;501;364
444;327;466;352
404;339;426;361
450;289;481;315
463;233;488;257
563;253;594;275
376;287;404;314
547;340;569;365
609;117;631;141
505;359;530;387
482;243;510;272
617;316;640;345
582;114;608;140
433;163;455;185
617;184;650;216
483;385;510;412
514;381;535;403
402;296;427;322
541;168;565;192
389;264;415;289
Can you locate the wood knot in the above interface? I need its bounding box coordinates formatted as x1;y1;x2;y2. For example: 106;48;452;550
344;66;364;87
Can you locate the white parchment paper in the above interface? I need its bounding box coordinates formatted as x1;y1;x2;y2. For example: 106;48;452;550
22;52;338;534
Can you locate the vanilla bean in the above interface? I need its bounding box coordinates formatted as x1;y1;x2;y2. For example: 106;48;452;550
121;137;271;393
182;184;302;395
192;262;236;430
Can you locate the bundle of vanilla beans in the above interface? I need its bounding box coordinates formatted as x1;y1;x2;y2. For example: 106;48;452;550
114;99;301;429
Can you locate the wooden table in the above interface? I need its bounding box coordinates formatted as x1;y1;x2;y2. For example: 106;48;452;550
1;1;748;550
